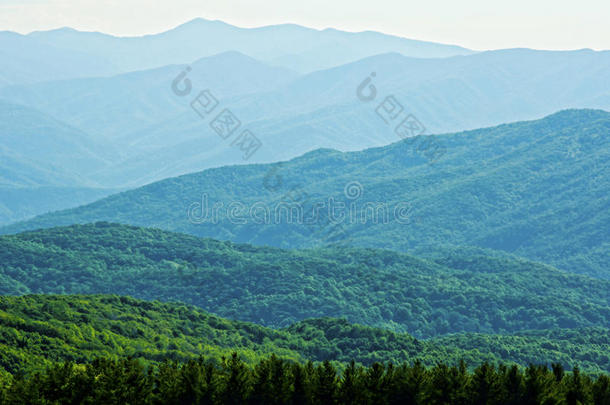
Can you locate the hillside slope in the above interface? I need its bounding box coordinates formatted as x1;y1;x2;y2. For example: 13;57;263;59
0;186;117;227
98;48;610;181
0;101;118;224
1;223;609;339
3;110;608;277
0;52;298;144
0;31;118;86
0;101;115;187
1;294;609;375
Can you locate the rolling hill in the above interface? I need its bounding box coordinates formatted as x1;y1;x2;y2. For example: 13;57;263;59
0;186;117;227
0;294;609;375
3;110;607;278
1;223;609;339
0;101;118;225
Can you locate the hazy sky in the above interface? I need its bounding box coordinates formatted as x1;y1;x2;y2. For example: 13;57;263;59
1;0;608;50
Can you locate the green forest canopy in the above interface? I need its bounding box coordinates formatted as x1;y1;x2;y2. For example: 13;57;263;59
1;294;610;376
3;109;608;278
1;223;609;339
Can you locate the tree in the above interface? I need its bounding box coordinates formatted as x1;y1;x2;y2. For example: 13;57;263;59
593;375;610;405
290;362;311;405
388;361;427;405
498;365;524;405
312;361;337;404
468;363;502;405
219;353;251;405
337;360;365;405
551;363;565;383
364;362;388;404
563;366;592;405
251;355;291;405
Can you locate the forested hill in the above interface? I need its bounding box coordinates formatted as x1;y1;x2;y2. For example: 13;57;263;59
2;109;608;278
1;223;609;339
1;294;610;375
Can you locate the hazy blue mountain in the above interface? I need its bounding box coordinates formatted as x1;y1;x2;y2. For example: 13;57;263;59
0;51;297;141
0;52;297;189
96;49;610;187
2;110;608;278
230;48;610;139
0;186;117;226
27;18;474;73
0;101;116;187
0;31;118;86
6;48;608;188
0;101;118;224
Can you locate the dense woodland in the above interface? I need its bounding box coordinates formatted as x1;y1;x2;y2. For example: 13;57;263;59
1;223;609;338
3;110;608;279
1;295;610;378
2;355;610;404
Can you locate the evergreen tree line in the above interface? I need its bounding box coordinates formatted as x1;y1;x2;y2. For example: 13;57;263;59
2;354;610;404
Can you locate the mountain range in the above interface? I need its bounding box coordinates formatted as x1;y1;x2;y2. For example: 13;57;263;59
1;15;609;390
1;48;609;191
3;110;607;278
24;18;474;75
0;101;118;225
0;18;473;88
1;21;610;226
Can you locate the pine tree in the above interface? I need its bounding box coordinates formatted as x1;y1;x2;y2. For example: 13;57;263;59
551;363;565;383
593;375;610;405
179;359;212;404
364;362;388;404
389;361;427;405
499;365;525;405
468;362;502;405
5;371;44;404
523;364;558;405
563;366;592;405
337;360;365;405
290;362;311;405
250;355;291;404
219;353;251;405
312;361;337;404
154;360;182;404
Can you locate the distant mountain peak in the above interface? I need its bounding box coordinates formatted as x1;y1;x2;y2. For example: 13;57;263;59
191;50;258;64
542;108;610;121
167;17;236;33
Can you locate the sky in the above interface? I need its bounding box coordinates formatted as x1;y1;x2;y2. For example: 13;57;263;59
0;0;608;51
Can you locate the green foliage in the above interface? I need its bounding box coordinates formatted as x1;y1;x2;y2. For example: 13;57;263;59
1;223;609;339
3;109;609;278
0;294;301;375
2;355;610;404
0;294;610;376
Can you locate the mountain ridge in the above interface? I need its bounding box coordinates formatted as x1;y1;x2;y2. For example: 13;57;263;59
24;17;474;74
2;109;607;277
1;222;609;339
